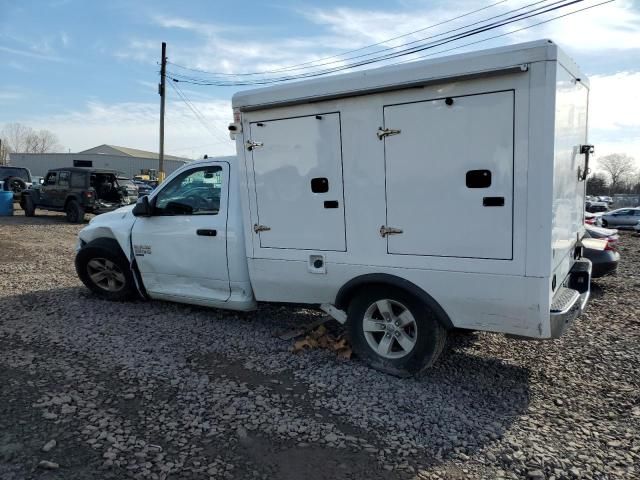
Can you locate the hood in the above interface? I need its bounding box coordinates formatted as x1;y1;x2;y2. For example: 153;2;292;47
88;204;135;225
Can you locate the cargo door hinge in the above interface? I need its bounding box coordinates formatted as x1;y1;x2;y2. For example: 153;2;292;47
377;127;401;140
253;224;271;233
379;226;403;237
246;140;264;151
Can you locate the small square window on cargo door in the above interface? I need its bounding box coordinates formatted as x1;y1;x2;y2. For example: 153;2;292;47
310;177;329;193
466;169;492;188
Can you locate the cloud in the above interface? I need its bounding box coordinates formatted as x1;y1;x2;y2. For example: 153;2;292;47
0;45;65;62
7;100;235;159
0;91;24;103
589;71;640;131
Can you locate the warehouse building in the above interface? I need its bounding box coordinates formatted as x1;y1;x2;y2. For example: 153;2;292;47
9;144;189;178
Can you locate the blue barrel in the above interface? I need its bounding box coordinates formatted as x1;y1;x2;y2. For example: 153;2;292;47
0;191;14;216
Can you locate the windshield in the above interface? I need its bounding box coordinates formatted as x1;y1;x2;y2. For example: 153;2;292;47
0;167;31;181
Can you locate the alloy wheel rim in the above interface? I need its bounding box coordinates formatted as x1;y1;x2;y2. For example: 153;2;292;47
362;299;418;359
87;258;126;292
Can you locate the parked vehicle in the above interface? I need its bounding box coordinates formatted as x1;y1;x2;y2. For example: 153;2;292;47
21;168;138;223
75;40;592;376
585;200;608;213
597;196;613;204
31;176;45;187
599;208;640;229
582;225;619;278
0;166;33;200
584;212;598;225
133;180;154;196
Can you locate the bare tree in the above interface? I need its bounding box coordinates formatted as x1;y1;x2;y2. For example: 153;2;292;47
0;138;11;165
0;122;63;155
597;153;637;193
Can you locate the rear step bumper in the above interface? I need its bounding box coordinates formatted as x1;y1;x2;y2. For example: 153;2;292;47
550;258;591;338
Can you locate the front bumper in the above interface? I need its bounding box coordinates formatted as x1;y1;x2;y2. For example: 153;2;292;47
550;258;591;338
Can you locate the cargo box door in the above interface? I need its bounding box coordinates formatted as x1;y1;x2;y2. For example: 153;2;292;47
249;113;346;251
383;91;514;259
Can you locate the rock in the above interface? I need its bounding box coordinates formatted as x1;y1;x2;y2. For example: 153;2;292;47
42;411;58;420
42;439;57;452
324;432;338;443
38;460;59;470
527;470;545;479
123;393;135;400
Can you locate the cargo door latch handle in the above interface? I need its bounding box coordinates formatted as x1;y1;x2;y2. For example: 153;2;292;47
578;144;594;181
246;140;264;151
380;226;403;237
254;224;271;233
377;127;401;140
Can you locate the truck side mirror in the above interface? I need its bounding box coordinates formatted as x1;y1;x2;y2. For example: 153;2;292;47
132;195;152;217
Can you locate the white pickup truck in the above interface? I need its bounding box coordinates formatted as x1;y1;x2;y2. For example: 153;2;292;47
75;40;592;376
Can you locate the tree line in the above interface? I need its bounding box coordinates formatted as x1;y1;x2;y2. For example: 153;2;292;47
587;154;638;196
0;123;64;165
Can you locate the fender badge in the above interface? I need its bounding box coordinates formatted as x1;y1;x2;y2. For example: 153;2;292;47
133;244;152;256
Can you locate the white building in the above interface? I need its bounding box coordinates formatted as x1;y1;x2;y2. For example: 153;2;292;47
9;144;189;178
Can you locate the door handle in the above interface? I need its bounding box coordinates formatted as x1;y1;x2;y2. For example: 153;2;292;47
196;229;217;237
483;196;505;207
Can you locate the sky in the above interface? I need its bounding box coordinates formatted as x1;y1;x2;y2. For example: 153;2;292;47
0;0;639;163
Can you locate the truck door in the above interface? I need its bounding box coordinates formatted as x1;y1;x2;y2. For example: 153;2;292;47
40;171;59;207
382;90;514;260
131;162;231;304
249;113;346;251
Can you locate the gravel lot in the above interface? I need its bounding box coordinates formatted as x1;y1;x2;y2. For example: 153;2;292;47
0;211;639;480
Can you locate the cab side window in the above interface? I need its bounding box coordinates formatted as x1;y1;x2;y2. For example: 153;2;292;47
154;166;223;216
45;172;57;185
58;171;70;187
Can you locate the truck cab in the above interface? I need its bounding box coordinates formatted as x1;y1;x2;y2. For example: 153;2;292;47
76;157;255;310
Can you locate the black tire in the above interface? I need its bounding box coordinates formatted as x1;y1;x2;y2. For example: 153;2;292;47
22;195;36;217
75;238;136;301
346;286;447;377
4;176;26;193
601;219;608;228
65;199;85;223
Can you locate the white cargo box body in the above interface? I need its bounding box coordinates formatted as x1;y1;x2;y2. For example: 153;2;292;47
232;40;590;339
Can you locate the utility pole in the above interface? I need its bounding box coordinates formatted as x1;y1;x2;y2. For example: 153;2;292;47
158;41;167;182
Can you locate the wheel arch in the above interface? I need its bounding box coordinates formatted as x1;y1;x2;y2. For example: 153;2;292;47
81;236;147;299
64;194;81;208
334;273;454;330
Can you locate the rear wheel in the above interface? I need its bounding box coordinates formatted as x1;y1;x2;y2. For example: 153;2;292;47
22;195;35;217
347;286;447;377
75;239;136;300
65;199;85;223
601;219;608;227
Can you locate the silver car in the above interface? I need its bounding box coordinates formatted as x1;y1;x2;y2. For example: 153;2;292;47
600;207;640;229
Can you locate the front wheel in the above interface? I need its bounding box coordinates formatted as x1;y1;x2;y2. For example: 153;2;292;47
75;239;136;300
347;286;447;377
601;219;608;228
22;196;36;217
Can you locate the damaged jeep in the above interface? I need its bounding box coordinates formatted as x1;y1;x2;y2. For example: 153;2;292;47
21;167;138;223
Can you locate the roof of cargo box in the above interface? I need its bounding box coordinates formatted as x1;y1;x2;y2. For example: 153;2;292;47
232;39;585;112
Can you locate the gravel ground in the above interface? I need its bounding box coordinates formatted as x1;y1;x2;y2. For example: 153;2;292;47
0;210;638;480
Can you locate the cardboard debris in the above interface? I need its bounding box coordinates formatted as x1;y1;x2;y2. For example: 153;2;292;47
291;325;352;360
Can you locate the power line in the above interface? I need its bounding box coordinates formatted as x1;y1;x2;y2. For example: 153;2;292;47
166;0;510;77
166;0;584;87
167;0;560;82
389;0;615;67
168;80;230;145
